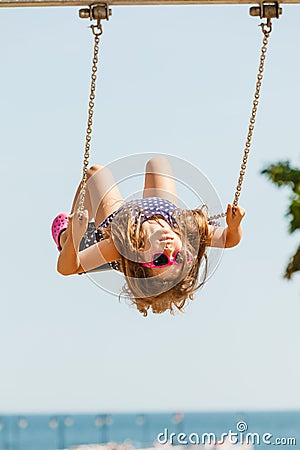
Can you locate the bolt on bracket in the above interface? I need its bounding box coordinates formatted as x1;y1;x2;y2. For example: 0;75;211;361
79;4;112;32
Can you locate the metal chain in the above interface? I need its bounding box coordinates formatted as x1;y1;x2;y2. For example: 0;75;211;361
78;26;102;219
208;21;272;223
79;19;271;223
232;22;272;210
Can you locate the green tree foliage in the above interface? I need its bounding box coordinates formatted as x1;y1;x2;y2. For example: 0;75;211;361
261;161;300;279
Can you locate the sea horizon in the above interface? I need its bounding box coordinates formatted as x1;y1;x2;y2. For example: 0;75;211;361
0;410;299;450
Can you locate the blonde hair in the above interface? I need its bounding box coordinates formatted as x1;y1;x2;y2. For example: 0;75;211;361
101;205;210;316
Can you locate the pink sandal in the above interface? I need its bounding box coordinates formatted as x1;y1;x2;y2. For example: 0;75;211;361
51;213;69;251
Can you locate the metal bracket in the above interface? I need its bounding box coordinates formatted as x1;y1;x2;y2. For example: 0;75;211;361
249;2;282;20
79;4;112;33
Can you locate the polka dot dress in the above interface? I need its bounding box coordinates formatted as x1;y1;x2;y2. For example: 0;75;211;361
80;197;178;272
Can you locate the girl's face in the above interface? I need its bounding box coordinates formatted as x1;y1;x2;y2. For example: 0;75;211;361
140;218;183;275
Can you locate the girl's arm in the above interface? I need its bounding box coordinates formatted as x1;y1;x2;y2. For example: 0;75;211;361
208;204;245;249
57;235;82;275
57;210;120;276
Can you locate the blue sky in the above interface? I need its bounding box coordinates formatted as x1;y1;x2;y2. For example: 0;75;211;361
0;3;300;413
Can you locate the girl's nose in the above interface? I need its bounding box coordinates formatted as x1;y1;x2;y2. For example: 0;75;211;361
163;244;174;257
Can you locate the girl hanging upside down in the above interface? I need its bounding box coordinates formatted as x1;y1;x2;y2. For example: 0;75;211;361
52;156;245;316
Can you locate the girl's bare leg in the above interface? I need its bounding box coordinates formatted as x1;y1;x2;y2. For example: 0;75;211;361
60;165;123;247
143;156;178;205
84;165;124;226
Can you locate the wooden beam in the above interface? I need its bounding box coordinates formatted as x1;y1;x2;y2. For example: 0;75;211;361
0;0;293;8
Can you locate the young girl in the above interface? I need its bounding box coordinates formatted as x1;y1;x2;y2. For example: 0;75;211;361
52;156;245;316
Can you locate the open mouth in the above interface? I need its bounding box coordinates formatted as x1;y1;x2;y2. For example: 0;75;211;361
159;237;174;242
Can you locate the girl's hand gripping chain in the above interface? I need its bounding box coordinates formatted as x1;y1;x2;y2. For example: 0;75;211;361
225;203;246;248
68;209;89;250
57;210;89;276
226;204;245;228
